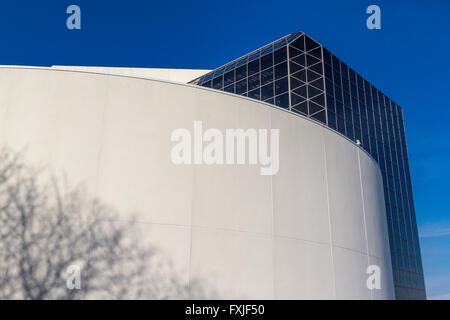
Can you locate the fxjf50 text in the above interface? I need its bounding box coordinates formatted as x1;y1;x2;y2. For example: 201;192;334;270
230;305;264;317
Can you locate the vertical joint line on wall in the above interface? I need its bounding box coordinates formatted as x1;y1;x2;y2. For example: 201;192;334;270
84;75;109;300
323;141;336;299
357;148;372;299
187;150;195;299
269;113;276;299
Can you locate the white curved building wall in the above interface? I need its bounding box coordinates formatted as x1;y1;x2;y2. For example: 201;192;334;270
50;65;210;83
0;67;394;299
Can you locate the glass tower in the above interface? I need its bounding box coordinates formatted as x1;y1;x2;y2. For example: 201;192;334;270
189;30;426;300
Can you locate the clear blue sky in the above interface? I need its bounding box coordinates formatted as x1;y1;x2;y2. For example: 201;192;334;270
1;0;449;299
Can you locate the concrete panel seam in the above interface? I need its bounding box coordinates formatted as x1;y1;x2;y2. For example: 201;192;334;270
323;134;337;299
357;148;372;299
269;111;276;299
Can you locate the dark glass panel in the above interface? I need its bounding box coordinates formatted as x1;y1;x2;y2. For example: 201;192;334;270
248;59;260;76
273;38;286;49
305;35;319;51
334;85;342;101
327;109;336;129
261;68;274;85
292;101;308;115
235;65;247;81
326;94;335;112
291;69;306;82
337;116;345;134
309;77;324;90
344;93;351;109
325;79;333;95
291;54;306;67
368;109;374;124
360;103;367;119
311;109;326;124
235;57;248;67
290;35;305;51
275;93;289;109
248;73;260;90
274;62;288;79
308;47;322;59
307;69;321;82
306;54;320;66
311;93;325;107
349;68;356;84
274;47;287;64
333;70;342;86
336;101;344;117
346;121;354;140
350;84;357;97
341;63;349;79
248;50;260;62
310;62;323;74
323;47;332;65
357;74;364;89
248;88;260;100
353;112;361;128
341;68;350;85
293;85;307;98
309;101;323;114
291;92;305;106
224;71;235;86
332;54;340;70
275;77;288;95
224;62;236;72
213;76;223;89
362;133;370;149
260;53;273;70
201;80;212;88
289;61;303;73
213;67;225;77
235;78;247;94
224;84;234;93
260;44;273;55
203;72;214;81
261;83;274;100
307;84;322;98
264;97;274;104
290;76;304;89
286;30;303;43
289;46;302;58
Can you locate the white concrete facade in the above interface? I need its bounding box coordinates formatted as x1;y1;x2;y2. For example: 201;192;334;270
0;65;211;83
50;65;211;83
0;67;394;299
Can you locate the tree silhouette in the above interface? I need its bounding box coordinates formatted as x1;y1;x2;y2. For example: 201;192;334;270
0;147;212;299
